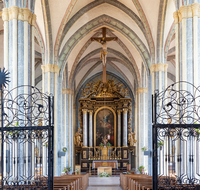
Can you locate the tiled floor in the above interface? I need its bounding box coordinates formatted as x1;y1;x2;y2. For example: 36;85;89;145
87;176;122;190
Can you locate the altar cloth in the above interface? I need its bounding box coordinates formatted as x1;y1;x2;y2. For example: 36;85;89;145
93;160;118;169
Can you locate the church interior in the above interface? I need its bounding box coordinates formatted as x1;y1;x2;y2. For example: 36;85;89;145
0;0;199;189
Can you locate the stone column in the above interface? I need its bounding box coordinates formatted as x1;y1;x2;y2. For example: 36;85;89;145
2;5;36;91
41;64;61;176
2;2;36;179
123;108;128;147
150;63;168;93
82;109;88;147
88;110;93;147
136;88;148;166
117;110;122;147
173;3;200;179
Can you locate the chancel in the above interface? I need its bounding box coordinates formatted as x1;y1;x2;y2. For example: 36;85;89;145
0;0;200;189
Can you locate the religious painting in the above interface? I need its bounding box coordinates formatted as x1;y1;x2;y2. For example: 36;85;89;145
95;108;114;146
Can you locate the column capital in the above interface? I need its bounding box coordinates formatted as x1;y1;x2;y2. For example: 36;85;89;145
136;87;148;94
191;3;200;17
88;110;93;115
82;109;88;114
150;63;168;73
2;6;36;25
2;8;9;21
173;11;179;24
62;88;74;95
41;64;59;74
117;110;122;115
175;3;200;23
123;108;128;113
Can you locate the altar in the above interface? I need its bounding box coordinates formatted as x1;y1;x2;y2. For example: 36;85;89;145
74;76;137;173
93;160;118;169
97;167;112;176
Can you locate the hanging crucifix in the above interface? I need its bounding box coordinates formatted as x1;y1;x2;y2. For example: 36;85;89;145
91;28;118;83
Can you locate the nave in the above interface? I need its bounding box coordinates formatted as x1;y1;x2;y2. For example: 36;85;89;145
87;177;122;190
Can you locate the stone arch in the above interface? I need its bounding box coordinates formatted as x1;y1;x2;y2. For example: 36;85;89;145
58;15;151;84
71;48;138;89
54;0;154;64
156;0;168;63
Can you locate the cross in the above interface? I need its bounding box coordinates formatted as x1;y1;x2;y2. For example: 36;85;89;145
91;28;118;83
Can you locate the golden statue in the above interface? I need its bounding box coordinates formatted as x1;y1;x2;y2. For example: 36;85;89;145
128;129;137;146
74;127;82;147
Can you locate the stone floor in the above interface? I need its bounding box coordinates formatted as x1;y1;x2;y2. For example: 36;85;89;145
87;176;122;190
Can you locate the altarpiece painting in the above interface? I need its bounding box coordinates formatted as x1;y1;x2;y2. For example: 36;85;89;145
95;108;114;146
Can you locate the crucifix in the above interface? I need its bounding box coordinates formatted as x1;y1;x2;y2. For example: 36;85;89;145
91;27;118;83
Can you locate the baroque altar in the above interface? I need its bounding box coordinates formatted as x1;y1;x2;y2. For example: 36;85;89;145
74;74;137;172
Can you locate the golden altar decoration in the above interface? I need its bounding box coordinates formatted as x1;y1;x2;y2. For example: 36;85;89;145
78;74;133;148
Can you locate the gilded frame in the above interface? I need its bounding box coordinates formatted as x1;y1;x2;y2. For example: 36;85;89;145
94;106;116;147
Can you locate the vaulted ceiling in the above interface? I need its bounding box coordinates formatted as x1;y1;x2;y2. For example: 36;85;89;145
0;0;179;95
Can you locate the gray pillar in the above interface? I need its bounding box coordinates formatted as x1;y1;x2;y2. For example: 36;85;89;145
117;110;122;147
88;110;93;147
123;108;128;147
82;109;88;147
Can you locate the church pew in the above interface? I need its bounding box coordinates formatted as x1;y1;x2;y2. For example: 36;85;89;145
54;173;89;190
120;174;152;190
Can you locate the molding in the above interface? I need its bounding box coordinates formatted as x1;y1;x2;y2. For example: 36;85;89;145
62;88;74;95
2;6;36;26
173;3;200;23
41;64;59;74
150;63;168;73
136;87;148;94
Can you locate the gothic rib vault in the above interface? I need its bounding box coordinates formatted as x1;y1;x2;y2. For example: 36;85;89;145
0;0;179;176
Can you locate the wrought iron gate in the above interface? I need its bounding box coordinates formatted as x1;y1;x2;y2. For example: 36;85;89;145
0;85;54;189
153;82;200;190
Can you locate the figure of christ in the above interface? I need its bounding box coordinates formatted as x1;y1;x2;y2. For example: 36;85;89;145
91;27;118;83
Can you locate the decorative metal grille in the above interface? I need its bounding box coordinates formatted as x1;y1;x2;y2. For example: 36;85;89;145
0;85;54;190
153;82;200;190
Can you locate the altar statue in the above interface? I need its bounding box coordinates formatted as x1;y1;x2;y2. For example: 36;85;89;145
74;127;82;147
128;130;137;146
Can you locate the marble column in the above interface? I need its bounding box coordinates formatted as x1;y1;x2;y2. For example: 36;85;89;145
41;64;60;176
173;3;200;179
88;110;93;147
136;88;148;167
82;109;88;147
2;1;36;179
150;63;168;93
2;4;36;90
117;110;122;147
123;108;128;147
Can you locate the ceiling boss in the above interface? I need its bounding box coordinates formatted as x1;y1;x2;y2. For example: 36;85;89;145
91;28;118;83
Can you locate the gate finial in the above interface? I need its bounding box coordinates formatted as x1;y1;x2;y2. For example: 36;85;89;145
0;68;10;89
